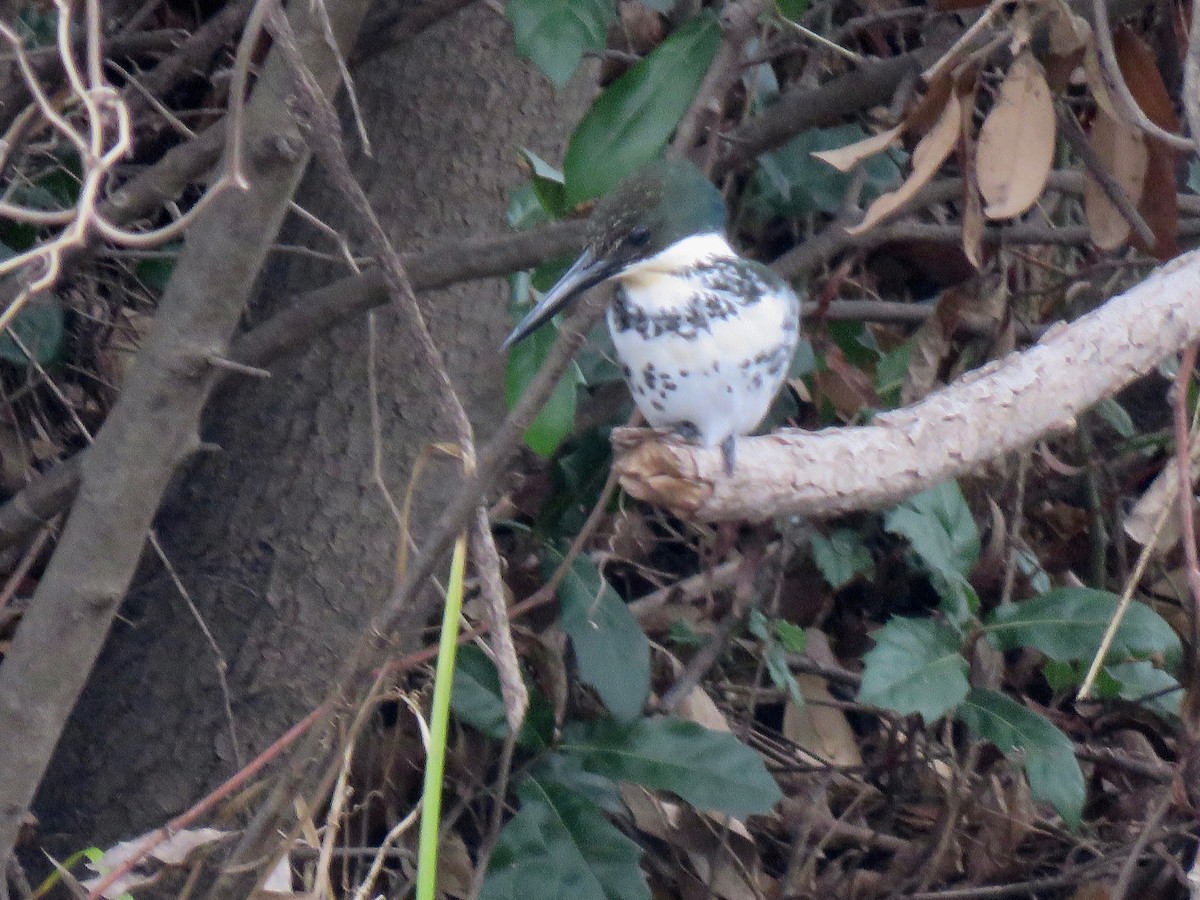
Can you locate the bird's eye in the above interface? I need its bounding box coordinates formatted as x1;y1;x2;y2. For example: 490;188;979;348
627;226;651;248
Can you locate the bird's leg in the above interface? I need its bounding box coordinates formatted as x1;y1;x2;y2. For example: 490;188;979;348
670;420;703;443
720;434;736;476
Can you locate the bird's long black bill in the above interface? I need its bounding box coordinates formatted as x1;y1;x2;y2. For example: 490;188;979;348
501;248;611;350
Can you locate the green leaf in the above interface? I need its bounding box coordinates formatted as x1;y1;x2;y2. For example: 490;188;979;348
776;0;812;19
564;15;721;205
521;148;569;218
752;124;902;217
0;297;64;366
481;774;649;900
507;0;615;88
811;528;874;589
135;243;182;292
506;309;583;456
552;552;651;721
858;617;968;721
885;480;980;580
531;752;624;811
1092;397;1135;439
958;688;1085;828
983;588;1181;665
765;640;804;707
560;717;781;817
507;181;550;230
773;619;807;653
749;611;804;707
885;480;980;625
875;341;911;403
451;645;553;748
1107;660;1182;718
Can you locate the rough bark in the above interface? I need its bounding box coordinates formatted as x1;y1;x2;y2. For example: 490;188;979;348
32;4;590;856
0;0;376;862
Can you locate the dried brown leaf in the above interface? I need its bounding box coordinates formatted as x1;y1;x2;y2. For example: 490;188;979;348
1070;883;1112;900
848;91;961;234
905;69;954;134
1044;7;1090;90
1114;27;1179;258
812;125;904;173
976;52;1055;220
958;70;984;268
676;685;732;732
1083;106;1148;250
782;675;864;767
813;346;882;419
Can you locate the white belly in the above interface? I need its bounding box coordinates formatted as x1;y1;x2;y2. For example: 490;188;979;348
607;290;798;448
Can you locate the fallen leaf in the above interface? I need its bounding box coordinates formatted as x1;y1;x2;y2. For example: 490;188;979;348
848;91;961;233
958;69;984;268
1114;26;1179;259
1083;106;1148;250
676;685;733;732
1124;443;1200;553
813;346;882;419
976;51;1055;219
782;675;864;767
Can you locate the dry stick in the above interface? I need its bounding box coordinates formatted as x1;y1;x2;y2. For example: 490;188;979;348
1172;341;1200;661
1088;0;1194;153
123;0;257;121
0;218;588;562
1111;793;1172;900
1077;406;1193;698
671;0;766;164
614;251;1200;521
0;0;376;869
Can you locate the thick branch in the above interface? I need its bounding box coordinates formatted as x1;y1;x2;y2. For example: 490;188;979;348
0;0;374;866
614;251;1200;521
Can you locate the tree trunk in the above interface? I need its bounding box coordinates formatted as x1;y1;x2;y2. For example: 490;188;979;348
33;4;589;853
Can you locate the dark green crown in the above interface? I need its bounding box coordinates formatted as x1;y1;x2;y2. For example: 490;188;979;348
588;159;727;267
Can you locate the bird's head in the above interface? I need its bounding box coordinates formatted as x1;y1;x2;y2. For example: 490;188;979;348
501;159;727;349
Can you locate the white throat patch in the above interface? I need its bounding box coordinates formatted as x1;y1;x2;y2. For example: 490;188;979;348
614;233;737;313
619;232;735;278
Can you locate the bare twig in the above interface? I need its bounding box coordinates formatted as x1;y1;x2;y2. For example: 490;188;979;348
672;0;766;165
1172;341;1200;660
1057;102;1155;246
1185;0;1200;158
1089;0;1194;152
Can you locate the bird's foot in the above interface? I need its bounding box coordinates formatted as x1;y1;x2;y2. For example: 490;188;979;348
669;420;703;443
720;434;736;477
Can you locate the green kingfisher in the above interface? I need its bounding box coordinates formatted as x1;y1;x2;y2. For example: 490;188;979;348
502;159;801;475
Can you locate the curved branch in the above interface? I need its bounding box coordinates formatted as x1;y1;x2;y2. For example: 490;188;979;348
614;250;1200;521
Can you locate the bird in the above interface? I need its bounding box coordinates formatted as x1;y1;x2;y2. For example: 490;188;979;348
502;159;801;476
